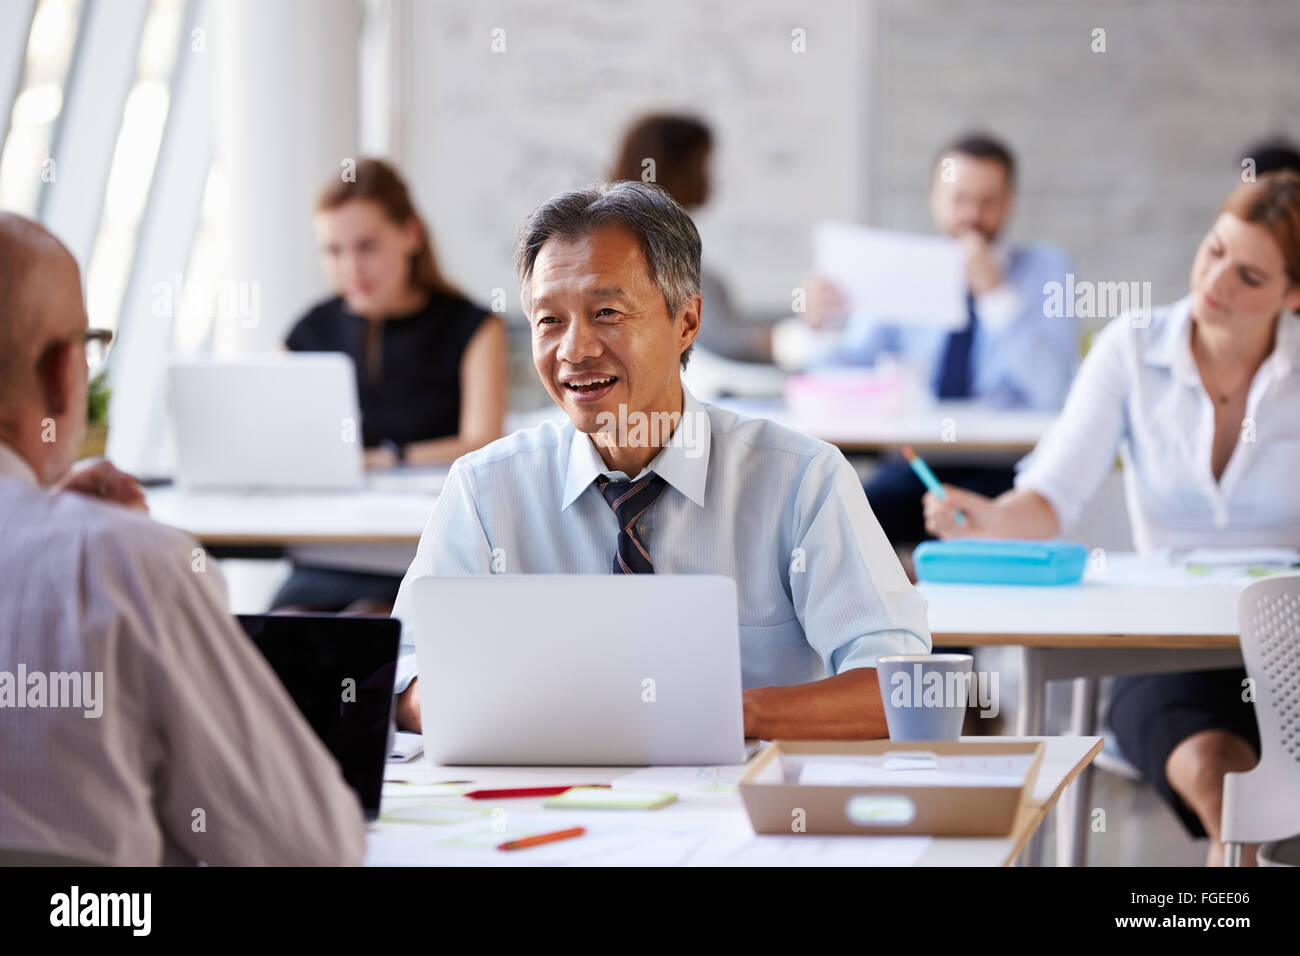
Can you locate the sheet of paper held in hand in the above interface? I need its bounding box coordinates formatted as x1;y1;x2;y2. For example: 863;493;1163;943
813;222;967;330
795;752;1036;788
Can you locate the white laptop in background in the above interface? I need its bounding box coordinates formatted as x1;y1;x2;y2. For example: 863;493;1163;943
411;575;746;766
166;353;364;491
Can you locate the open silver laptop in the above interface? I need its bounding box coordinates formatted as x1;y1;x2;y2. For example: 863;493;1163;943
410;575;745;765
166;354;364;491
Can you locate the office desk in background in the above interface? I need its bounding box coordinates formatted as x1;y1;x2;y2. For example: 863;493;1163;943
144;465;449;547
368;735;1101;867
712;397;1055;453
921;553;1273;867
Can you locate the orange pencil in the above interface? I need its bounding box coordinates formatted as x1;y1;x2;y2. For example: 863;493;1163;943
497;826;587;851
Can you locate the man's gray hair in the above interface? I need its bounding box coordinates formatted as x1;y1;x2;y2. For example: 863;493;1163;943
515;181;702;369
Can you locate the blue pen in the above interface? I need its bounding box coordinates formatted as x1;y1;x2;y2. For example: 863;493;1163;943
901;445;966;526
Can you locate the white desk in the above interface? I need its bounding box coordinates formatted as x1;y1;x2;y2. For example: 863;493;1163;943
920;553;1254;738
918;553;1279;867
712;397;1055;453
366;736;1101;867
144;467;447;547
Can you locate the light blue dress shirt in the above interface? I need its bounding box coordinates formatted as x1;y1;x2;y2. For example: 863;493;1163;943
816;241;1078;410
391;386;932;693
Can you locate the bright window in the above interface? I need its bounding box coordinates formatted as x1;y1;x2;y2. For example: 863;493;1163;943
83;0;185;334
0;0;83;216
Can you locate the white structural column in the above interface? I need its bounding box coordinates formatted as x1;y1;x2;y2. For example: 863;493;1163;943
358;0;410;164
105;0;213;478
41;0;149;267
0;0;38;148
211;0;361;353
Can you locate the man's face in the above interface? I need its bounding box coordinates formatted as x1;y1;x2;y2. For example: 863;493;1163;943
527;223;698;435
929;154;1014;242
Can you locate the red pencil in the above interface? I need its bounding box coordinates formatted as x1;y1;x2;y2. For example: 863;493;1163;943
498;826;587;851
464;784;610;800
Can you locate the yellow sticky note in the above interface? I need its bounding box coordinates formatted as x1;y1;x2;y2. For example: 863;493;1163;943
543;787;677;810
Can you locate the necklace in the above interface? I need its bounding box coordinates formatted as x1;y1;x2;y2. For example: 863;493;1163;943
1201;364;1254;406
1191;328;1262;406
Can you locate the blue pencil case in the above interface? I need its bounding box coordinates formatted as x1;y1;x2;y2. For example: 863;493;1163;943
913;539;1088;586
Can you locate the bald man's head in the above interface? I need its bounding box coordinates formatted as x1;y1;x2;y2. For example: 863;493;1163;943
0;213;90;483
0;213;85;404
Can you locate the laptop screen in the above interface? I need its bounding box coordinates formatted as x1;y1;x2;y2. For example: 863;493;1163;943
236;614;399;821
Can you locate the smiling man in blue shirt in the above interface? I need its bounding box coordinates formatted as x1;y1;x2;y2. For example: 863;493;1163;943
391;181;930;738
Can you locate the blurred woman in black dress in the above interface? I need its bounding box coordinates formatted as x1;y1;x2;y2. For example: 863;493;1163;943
272;158;506;612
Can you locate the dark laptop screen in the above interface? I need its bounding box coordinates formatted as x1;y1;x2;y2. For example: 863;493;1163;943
236;614;399;821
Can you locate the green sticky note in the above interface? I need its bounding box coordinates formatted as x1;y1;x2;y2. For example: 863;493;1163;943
543;787;677;810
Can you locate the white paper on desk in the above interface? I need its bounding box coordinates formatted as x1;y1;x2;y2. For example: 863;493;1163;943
367;809;742;867
611;764;748;798
797;755;1033;788
813;222;967;329
388;731;424;763
689;833;933;867
1178;547;1299;566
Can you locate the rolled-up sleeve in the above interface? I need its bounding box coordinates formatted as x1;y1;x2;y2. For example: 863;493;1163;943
789;446;931;675
1014;315;1131;532
390;459;494;692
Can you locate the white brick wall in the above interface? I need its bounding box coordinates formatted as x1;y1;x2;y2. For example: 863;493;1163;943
871;0;1300;324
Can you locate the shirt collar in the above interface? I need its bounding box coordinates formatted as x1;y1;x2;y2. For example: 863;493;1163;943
0;441;39;486
1143;294;1300;384
1270;308;1300;378
1141;294;1200;385
560;384;712;510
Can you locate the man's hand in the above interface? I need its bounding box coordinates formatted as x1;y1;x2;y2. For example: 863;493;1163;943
957;231;1002;296
802;275;850;330
58;459;147;511
396;678;421;733
922;484;996;539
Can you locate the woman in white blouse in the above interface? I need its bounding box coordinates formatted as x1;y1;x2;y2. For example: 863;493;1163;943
924;171;1300;866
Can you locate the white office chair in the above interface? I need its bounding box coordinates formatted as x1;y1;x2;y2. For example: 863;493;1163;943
1258;836;1300;866
1221;574;1300;866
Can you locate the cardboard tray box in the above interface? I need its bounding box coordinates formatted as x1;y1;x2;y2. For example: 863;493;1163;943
738;739;1045;836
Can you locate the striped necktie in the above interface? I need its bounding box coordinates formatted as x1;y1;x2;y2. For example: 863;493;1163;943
595;473;667;574
934;291;978;399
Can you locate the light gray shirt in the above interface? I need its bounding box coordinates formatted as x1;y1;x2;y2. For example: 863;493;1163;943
0;443;366;865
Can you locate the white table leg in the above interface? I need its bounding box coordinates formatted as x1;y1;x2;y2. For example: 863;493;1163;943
1016;646;1045;736
1015;647;1047;865
1055;676;1098;866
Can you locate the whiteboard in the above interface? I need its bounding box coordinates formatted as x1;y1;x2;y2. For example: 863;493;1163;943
405;0;869;318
